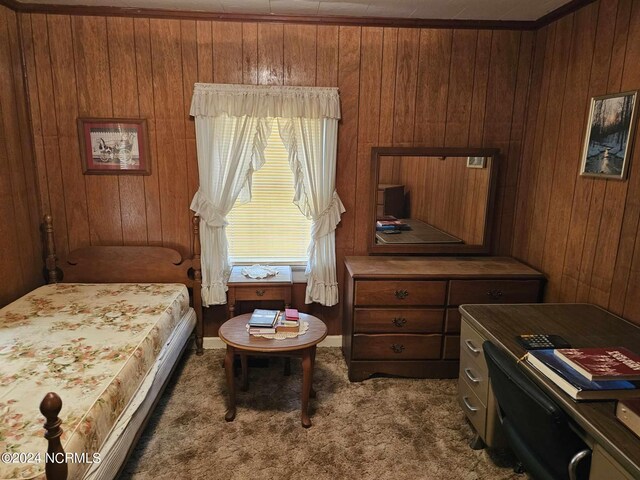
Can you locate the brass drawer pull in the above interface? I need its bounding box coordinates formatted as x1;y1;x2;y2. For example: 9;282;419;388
255;289;265;296
462;396;478;413
465;339;481;355
486;289;503;299
392;317;407;327
391;344;405;354
394;289;409;299
464;368;481;384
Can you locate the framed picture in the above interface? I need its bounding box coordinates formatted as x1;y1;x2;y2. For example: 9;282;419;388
78;118;150;175
467;156;486;169
580;91;638;180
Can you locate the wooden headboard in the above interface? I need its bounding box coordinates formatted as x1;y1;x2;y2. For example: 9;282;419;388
42;214;204;355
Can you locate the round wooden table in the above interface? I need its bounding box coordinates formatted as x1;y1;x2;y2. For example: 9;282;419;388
218;312;327;428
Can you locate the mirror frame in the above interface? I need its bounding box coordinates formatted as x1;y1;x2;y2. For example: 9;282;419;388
368;146;500;255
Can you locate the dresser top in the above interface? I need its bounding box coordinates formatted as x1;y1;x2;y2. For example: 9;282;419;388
344;256;544;279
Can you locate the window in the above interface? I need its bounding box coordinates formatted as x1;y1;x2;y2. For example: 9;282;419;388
226;124;312;264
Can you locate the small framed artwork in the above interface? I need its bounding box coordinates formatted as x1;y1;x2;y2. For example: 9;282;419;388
78;118;150;175
467;156;486;168
580;91;638;180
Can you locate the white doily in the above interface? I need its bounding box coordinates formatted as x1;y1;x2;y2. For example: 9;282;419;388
241;264;279;279
247;321;309;339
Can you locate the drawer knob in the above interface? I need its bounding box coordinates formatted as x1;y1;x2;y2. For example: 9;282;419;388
394;289;409;300
486;289;503;299
392;317;407;327
391;344;405;354
255;289;265;296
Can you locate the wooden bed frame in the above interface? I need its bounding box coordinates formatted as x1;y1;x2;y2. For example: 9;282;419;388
38;214;204;480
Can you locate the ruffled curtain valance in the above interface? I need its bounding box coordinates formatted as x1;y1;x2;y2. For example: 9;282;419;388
190;83;341;120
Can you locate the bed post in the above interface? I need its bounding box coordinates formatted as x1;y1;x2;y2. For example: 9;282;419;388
44;215;58;284
40;392;67;480
192;214;204;355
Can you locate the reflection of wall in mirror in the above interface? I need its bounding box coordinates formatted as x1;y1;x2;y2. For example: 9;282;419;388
378;156;490;245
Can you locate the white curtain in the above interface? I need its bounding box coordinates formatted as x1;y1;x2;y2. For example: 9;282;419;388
190;83;342;307
278;118;344;306
190;113;272;306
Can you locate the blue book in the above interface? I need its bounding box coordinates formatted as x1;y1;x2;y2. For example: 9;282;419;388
526;349;639;401
248;309;280;328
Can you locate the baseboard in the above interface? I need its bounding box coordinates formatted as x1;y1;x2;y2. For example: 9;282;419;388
202;335;342;349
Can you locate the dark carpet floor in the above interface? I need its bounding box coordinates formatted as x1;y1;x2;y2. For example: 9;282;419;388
120;348;520;480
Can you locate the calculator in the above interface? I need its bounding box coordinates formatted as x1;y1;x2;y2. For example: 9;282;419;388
516;334;571;350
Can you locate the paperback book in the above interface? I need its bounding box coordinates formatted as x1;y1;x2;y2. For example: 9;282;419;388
248;309;280;328
616;398;640;438
526;349;639;401
554;347;640;381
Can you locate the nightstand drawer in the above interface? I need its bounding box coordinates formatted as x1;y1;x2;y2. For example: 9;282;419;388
233;286;290;301
354;281;446;306
448;279;541;305
354;308;444;333
352;334;442;360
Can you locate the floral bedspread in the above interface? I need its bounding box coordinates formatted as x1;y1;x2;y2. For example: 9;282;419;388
0;283;190;480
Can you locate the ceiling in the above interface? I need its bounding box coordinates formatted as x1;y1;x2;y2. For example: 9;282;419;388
13;0;574;21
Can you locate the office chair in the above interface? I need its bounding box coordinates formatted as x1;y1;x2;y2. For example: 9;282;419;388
483;341;591;480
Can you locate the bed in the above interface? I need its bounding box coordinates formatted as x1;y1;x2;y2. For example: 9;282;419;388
0;215;203;480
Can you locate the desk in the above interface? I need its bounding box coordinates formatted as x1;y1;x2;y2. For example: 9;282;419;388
459;303;640;480
226;265;292;319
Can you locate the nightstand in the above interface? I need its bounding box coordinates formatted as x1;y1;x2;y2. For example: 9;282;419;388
226;265;293;319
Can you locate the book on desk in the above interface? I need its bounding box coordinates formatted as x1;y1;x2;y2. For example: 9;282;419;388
553;347;640;381
526;349;640;401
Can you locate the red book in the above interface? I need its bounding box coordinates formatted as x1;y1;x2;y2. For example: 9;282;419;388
554;347;640;381
285;308;299;321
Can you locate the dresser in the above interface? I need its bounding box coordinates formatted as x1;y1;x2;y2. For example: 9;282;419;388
376;184;405;218
342;256;544;382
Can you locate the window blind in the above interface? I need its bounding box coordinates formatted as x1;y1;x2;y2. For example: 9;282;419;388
226;125;311;264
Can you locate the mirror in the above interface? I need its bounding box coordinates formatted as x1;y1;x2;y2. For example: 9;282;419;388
368;147;499;255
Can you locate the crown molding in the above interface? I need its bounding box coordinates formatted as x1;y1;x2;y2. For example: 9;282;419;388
0;0;596;30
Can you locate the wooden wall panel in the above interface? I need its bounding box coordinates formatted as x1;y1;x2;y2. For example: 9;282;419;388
0;5;42;307
513;0;640;326
19;13;532;333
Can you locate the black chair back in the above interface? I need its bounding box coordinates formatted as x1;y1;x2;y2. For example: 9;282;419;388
483;341;590;480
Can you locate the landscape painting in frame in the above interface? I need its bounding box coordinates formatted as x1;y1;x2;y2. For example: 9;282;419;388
78;118;150;175
467;156;486;169
580;91;638;180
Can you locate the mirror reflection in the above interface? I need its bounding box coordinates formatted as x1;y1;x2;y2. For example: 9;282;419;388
375;154;493;246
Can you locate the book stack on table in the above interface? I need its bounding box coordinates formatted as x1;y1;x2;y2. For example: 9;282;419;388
525;346;640;401
248;309;300;335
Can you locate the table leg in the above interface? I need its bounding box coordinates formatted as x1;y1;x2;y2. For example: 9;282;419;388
310;347;317;399
301;348;313;428
240;354;248;391
224;346;236;422
228;302;236;320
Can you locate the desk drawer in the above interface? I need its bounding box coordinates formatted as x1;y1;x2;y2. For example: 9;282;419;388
458;377;486;436
233;286;290;301
354;308;444;333
352;334;442;360
460;320;487;371
459;348;489;400
448;279;541;305
355;281;446;306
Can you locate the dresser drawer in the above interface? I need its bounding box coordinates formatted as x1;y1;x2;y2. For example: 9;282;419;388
354;308;444;333
449;279;541;305
459;348;489;400
233;286;290;301
445;308;461;333
443;335;460;359
460;320;487;371
458;377;487;436
355;281;446;306
352;334;442;360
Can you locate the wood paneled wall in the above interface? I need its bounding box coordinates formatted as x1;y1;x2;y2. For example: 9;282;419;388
512;0;640;324
0;5;42;307
19;13;534;333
